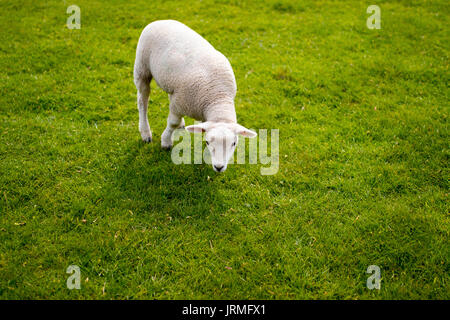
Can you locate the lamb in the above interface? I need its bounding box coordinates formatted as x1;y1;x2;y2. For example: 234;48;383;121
133;20;257;172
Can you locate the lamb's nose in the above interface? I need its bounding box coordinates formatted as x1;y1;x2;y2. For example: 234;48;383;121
214;165;224;172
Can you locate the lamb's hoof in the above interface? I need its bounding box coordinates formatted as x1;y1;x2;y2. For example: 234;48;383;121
161;144;172;151
140;131;152;143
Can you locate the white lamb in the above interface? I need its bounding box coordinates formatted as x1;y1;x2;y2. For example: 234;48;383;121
133;20;257;172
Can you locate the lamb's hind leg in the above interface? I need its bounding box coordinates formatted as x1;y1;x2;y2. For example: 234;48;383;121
135;77;152;142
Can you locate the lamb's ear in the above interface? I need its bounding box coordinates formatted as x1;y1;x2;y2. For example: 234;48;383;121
185;122;211;133
234;124;257;138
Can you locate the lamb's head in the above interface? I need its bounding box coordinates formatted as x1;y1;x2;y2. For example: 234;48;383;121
186;122;257;172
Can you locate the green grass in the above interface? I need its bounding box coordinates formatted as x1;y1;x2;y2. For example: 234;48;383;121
0;0;448;299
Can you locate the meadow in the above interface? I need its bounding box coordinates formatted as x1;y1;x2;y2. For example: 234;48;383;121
0;0;448;299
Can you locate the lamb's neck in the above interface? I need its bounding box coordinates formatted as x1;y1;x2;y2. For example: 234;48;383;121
203;102;237;123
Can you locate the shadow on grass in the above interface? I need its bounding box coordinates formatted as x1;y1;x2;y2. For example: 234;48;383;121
109;138;222;221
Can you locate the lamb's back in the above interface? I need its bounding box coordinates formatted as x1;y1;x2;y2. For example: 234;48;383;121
140;20;232;93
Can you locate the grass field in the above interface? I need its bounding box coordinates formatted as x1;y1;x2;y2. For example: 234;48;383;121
0;0;448;299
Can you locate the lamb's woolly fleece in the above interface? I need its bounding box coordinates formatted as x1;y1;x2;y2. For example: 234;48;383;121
134;20;237;123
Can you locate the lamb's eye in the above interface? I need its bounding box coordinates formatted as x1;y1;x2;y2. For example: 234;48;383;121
206;141;209;146
232;142;236;147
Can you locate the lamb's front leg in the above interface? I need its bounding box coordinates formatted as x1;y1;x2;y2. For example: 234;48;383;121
161;111;184;150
